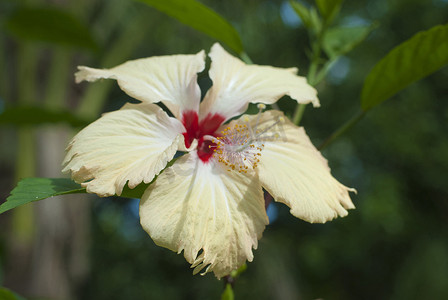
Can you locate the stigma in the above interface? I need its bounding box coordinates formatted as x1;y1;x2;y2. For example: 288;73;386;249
208;104;284;173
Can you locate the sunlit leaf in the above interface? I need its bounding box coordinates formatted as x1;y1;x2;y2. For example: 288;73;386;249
0;106;91;127
361;23;448;110
0;178;86;214
137;0;244;54
0;178;154;215
0;288;27;300
5;6;98;51
316;0;343;24
323;24;376;58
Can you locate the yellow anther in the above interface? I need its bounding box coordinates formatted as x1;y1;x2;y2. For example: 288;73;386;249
257;103;266;110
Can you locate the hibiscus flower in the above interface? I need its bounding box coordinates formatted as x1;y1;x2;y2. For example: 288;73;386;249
63;43;355;278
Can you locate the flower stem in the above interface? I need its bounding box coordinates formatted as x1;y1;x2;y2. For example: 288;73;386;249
220;263;247;299
221;283;234;300
293;21;367;147
318;109;366;150
293;22;325;125
291;57;317;125
292;103;307;125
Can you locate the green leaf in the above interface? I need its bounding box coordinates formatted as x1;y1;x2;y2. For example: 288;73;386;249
0;106;91;127
361;23;448;110
316;0;343;24
0;178;86;214
0;288;27;300
121;182;150;199
136;0;243;54
290;1;312;29
323;24;376;58
5;6;98;51
0;178;155;214
221;284;234;300
309;7;323;34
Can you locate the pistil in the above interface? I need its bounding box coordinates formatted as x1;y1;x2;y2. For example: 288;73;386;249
209;105;284;172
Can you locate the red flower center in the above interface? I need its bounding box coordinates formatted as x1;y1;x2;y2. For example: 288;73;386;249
181;110;225;162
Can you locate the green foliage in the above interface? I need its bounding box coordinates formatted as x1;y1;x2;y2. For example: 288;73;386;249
0;178;85;214
361;23;448;110
291;0;340;34
290;1;312;29
0;106;91;127
136;0;244;54
315;0;343;25
322;24;376;59
0;287;27;300
4;6;98;51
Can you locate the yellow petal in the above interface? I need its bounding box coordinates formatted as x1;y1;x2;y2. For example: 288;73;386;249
139;152;268;278
200;43;319;121
62;103;184;197
75;51;205;118
235;110;355;223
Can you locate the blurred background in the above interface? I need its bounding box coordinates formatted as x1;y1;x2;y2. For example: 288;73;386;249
0;0;447;299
